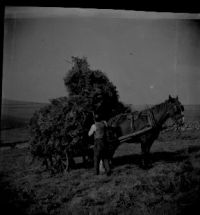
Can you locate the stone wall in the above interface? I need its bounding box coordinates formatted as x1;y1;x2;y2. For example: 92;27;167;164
180;120;200;131
162;119;200;133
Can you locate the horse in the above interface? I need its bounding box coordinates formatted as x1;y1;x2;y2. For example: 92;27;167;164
106;95;184;169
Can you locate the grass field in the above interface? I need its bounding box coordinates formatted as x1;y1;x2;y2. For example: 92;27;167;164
0;130;200;215
1;100;200;214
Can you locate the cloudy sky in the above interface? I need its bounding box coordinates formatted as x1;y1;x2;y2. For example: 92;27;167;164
2;7;200;105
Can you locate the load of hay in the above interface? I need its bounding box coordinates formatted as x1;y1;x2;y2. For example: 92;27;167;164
29;57;130;173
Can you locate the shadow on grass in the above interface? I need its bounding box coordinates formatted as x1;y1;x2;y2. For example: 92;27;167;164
177;187;200;215
67;145;200;171
113;145;200;168
0;172;47;215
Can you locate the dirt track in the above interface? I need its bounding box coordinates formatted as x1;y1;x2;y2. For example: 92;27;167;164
0;130;200;215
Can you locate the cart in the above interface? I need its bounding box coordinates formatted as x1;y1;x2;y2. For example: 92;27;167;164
63;114;155;173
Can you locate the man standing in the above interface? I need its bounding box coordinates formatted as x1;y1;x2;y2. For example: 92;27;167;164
88;114;111;176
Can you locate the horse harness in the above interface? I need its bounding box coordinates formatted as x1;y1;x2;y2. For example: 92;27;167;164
129;109;157;132
147;110;157;128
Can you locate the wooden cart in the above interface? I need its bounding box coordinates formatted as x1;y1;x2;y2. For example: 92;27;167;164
63;124;154;172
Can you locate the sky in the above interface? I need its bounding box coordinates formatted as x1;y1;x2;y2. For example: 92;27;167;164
2;7;200;105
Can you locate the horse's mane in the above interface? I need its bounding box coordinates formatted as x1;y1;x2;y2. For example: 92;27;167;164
143;100;168;115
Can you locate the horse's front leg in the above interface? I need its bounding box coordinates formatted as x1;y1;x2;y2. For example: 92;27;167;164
141;142;148;169
141;141;153;169
146;142;153;168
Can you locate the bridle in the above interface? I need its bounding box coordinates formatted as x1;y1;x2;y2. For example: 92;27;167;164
168;100;184;134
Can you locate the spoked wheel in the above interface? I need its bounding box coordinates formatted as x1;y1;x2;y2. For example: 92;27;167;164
47;154;59;174
61;151;75;174
62;151;70;173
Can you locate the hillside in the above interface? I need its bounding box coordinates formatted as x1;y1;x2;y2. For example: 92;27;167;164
1;99;47;130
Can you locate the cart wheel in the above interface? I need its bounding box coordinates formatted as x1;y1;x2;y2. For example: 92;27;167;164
62;151;70;173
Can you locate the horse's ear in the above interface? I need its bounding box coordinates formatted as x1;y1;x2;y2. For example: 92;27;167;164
176;96;179;100
169;95;172;100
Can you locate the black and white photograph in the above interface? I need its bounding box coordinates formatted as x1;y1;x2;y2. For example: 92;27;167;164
1;6;200;215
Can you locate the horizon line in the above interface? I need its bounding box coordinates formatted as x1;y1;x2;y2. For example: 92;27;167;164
2;97;200;106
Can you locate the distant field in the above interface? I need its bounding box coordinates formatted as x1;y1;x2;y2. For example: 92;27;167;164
184;110;200;121
1;128;30;145
1;99;200;145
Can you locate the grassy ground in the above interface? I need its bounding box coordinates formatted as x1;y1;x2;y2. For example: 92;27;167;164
1;130;200;215
1;102;200;214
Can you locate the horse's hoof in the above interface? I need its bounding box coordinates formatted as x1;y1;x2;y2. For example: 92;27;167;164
142;166;149;170
140;163;152;170
144;164;153;169
148;163;153;168
106;171;112;176
140;164;146;169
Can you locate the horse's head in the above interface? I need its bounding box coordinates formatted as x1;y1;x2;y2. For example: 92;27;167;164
166;95;184;127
